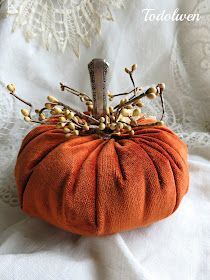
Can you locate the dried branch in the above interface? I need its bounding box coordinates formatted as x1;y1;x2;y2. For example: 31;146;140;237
6;64;166;139
57;101;99;124
60;82;92;101
9;92;33;115
159;91;165;121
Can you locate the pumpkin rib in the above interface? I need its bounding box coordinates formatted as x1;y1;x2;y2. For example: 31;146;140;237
166;153;179;214
94;141;109;231
124;140;161;223
16;129;67;204
95;139;114;234
94;140;113;234
109;139;155;228
137;135;186;170
57;171;71;222
69;138;105;194
136;137;185;185
144;135;187;162
137;137;188;213
113;141;128;182
21;137;70;208
134;125;175;136
18;125;58;157
139;129;188;160
137;140;178;216
133;132;186;167
23;136;103;235
137;138;179;180
132;140;164;188
135;140;173;214
65;135;100;151
64;139;105;232
95;138;134;235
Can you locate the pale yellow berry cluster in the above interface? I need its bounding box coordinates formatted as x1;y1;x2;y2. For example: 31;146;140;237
6;63;166;139
20;95;92;138
94;105;143;136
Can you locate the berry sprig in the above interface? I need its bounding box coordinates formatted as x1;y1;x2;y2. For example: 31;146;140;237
6;64;166;139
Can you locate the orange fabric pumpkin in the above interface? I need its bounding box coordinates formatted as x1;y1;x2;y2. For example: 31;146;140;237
15;118;189;236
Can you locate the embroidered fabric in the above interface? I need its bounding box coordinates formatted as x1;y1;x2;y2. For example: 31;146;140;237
0;0;125;56
142;0;210;148
169;0;210;147
0;0;210;209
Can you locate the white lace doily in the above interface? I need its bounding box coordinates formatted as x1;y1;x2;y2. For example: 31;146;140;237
0;0;126;56
170;0;210;147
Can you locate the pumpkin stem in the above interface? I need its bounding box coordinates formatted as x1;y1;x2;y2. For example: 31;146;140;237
88;58;109;119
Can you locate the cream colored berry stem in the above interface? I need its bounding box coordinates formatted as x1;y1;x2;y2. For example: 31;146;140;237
60;82;92;101
9;92;33;115
57;101;99;124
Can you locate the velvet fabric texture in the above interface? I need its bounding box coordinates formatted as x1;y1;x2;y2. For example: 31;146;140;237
15;119;189;236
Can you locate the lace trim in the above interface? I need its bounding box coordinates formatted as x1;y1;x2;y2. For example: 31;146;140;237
170;0;210;147
0;0;126;56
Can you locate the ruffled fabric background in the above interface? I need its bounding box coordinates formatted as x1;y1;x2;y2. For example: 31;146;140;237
0;0;210;279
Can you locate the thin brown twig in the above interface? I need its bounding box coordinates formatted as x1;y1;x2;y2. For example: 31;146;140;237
10;90;99;125
129;72;138;97
10;92;33;115
57;101;99;124
159;90;165;121
114;91;147;110
31;120;48;124
38;107;48;115
7;70;165;138
111;87;141;98
60;82;92;101
135;122;160;127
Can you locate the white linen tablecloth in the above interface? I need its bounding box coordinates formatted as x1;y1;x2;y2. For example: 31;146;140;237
0;0;210;279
